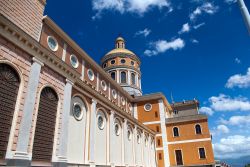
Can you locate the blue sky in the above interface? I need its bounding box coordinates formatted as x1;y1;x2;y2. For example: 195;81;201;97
44;0;250;160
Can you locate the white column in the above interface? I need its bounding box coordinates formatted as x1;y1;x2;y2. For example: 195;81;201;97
109;111;115;166
121;119;125;166
127;70;131;85
57;79;74;162
123;119;128;166
89;99;97;165
116;70;120;83
14;57;43;160
159;100;170;167
133;126;137;166
238;0;250;34
133;103;138;119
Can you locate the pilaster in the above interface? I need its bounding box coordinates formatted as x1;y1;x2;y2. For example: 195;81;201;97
89;99;97;164
13;57;43;163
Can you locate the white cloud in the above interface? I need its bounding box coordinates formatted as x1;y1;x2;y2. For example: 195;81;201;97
178;23;191;34
220;115;250;126
190;39;199;44
235;57;241;64
189;2;219;21
224;0;237;5
92;0;171;19
199;107;214;116
209;94;250;111
226;67;250;88
217;125;230;134
144;38;185;56
135;28;151;37
213;135;250;158
193;22;205;29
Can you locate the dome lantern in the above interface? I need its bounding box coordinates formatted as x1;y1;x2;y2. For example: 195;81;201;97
115;37;125;49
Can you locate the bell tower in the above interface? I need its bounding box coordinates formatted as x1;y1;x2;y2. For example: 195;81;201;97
0;0;46;41
101;37;142;96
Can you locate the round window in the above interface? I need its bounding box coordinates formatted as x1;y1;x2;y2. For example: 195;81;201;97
131;61;135;66
115;123;120;136
47;36;58;51
73;103;83;121
70;54;79;68
112;89;117;99
127;129;132;141
121;59;126;64
144;103;152;112
137;133;141;144
101;80;107;91
98;115;105;130
128;103;132;111
121;97;125;106
111;60;116;65
87;69;95;81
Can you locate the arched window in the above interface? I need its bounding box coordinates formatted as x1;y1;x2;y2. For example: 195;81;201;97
0;63;20;159
110;71;116;80
131;73;136;85
33;87;58;161
121;71;127;83
173;127;179;137
195;124;202;134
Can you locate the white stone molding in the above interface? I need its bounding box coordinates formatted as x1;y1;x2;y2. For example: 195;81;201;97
62;43;67;62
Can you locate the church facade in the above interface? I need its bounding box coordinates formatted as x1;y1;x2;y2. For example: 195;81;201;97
0;0;215;167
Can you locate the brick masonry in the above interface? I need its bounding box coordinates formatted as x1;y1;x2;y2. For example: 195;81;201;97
0;0;46;41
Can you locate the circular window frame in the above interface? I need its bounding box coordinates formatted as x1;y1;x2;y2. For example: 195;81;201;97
137;133;141;144
131;61;135;66
111;59;116;65
121;97;125;106
47;36;58;52
72;102;84;121
101;80;107;91
87;69;95;81
144;103;152;112
127;129;132;141
97;115;105;130
112;89;117;99
114;123;121;136
120;59;126;64
70;54;79;69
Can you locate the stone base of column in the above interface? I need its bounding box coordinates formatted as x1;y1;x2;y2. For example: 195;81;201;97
89;162;96;167
6;159;31;166
52;162;68;167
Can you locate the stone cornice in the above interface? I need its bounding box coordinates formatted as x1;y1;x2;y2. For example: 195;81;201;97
0;14;80;82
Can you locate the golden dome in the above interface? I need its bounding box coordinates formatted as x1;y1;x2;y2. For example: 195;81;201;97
105;48;135;56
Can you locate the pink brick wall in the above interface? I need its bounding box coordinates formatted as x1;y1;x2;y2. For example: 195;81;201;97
0;0;46;41
0;36;32;151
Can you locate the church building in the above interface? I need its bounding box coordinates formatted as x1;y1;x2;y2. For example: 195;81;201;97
0;0;215;166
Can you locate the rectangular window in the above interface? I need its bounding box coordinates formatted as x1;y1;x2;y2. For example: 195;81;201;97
199;148;206;159
156;126;160;132
155;111;158;118
157;139;161;146
159;153;162;160
175;150;183;165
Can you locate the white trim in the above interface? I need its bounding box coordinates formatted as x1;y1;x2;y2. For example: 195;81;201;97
156;147;163;151
158;100;170;167
62;43;67;61
133;103;138;119
81;60;85;81
143;121;161;125
168;138;211;145
155;134;162;137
